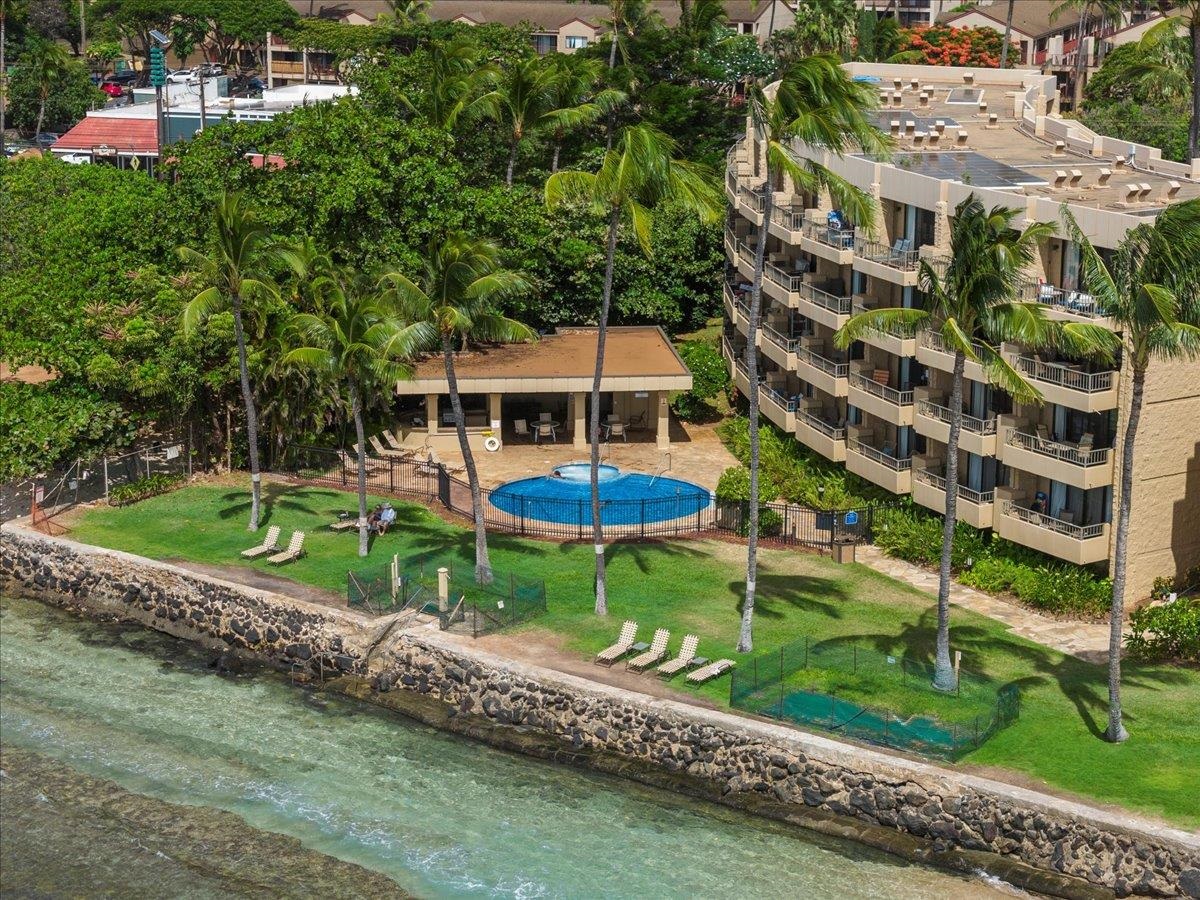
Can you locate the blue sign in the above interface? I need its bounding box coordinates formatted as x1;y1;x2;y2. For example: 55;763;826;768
844;511;859;526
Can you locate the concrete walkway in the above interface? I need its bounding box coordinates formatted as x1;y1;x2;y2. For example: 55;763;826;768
856;545;1111;662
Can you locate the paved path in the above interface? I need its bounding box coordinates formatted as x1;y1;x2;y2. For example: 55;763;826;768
856;545;1111;662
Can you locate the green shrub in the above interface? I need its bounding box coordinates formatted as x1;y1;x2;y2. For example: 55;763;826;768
716;465;780;504
1126;599;1200;663
671;340;729;422
109;473;184;506
1151;564;1200;601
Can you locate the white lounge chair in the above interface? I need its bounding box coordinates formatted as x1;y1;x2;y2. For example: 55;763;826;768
266;531;306;566
514;419;532;441
626;628;670;672
657;634;699;678
370;434;408;459
595;620;638;666
686;658;736;684
240;525;281;559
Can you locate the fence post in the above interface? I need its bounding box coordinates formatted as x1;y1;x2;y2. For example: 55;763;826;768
853;645;857;674
102;456;109;501
389;457;395;493
519;495;526;536
578;499;584;540
640;498;646;538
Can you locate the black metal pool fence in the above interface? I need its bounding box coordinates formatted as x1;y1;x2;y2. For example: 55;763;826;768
278;444;884;551
729;638;1020;759
348;554;547;638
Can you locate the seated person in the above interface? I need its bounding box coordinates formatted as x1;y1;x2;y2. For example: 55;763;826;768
366;504;384;533
378;503;397;534
1030;491;1047;515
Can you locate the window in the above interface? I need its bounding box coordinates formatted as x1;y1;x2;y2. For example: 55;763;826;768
565;35;589;49
532;34;556;55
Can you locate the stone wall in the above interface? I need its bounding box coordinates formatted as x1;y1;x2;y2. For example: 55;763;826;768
3;524;1198;899
0;527;374;678
373;634;1200;899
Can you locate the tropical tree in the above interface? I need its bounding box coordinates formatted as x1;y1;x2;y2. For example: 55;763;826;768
599;0;657;148
999;0;1016;68
180;192;283;531
286;266;420;556
736;56;888;653
1124;9;1200;158
401;36;499;132
22;36;70;136
546;124;721;614
382;0;430;25
382;235;533;583
1050;0;1121;111
542;55;625;173
1062;200;1200;741
835;196;1110;690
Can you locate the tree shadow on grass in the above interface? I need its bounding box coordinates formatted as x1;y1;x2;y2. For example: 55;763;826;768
218;483;342;526
602;538;712;575
731;571;848;621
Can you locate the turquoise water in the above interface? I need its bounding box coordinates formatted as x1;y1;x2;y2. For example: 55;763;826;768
0;595;1014;898
489;465;711;526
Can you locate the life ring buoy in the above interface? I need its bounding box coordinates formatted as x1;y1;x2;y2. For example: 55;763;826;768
483;435;501;452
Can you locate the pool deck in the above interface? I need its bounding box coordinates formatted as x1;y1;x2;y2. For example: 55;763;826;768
442;420;738;492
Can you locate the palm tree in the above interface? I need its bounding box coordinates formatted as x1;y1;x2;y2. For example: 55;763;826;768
999;0;1016;68
402;37;499;132
1051;0;1120;111
1062;200;1200;741
835;196;1111;690
1126;7;1200;158
543;55;625;174
735;56;888;653
23;38;70;136
382;0;430;25
286;267;421;556
546;125;721;614
599;0;657;149
382;235;533;584
180;192;283;531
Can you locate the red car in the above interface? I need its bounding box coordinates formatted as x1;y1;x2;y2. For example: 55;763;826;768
101;82;125;98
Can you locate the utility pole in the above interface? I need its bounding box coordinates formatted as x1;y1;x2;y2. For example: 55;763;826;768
79;0;87;57
198;73;206;130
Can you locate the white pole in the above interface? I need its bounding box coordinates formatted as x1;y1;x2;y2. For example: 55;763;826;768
266;30;274;90
437;567;449;612
102;455;109;499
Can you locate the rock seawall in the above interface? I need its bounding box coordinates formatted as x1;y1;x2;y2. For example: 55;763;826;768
3;524;1198;899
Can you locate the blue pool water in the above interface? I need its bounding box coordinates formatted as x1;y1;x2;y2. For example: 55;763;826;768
490;464;712;526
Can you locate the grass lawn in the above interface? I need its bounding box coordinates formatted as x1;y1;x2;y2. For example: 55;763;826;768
66;479;1200;828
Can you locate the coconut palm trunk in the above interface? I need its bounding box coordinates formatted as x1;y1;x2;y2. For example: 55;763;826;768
35;91;48;137
1106;366;1142;742
551;134;563;173
933;351;966;690
443;333;493;584
605;28;618;151
230;293;263;531
506;135;519;186
349;381;371;557
1191;16;1200;159
1072;8;1090;111
1000;0;1016;67
590;205;622;615
737;180;774;653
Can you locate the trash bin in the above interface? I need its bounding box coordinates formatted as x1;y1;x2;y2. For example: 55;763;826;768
832;538;856;564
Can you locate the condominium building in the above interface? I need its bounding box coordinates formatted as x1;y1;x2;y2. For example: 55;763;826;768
722;63;1200;601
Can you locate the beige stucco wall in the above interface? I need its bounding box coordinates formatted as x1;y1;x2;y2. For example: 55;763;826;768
1117;356;1200;602
557;19;598;54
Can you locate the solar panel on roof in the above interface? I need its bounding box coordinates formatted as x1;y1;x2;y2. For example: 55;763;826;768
947;87;983;104
886;152;1048;190
872;112;960;130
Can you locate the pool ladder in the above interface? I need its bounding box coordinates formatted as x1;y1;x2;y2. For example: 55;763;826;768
647;451;672;488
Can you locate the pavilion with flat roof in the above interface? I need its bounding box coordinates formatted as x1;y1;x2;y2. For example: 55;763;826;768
392;327;693;450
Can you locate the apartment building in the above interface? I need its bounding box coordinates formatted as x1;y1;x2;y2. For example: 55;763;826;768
722;63;1200;601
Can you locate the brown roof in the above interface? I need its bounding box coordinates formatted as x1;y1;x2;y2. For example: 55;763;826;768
938;1;1082;39
397;327;691;393
0;364;56;385
52;116;158;154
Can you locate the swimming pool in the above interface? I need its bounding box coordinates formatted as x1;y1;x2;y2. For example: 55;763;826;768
489;463;712;527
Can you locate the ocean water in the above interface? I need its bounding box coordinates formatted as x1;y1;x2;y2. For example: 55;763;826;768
0;595;1015;899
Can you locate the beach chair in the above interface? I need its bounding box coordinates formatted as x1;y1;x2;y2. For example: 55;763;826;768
329;516;358;532
370;434;408;459
514;419;532;441
339;448;386;475
240;525;281;559
595;620;638;666
657;634;699;678
685;658;736;684
626;628;670;672
266;531;305;566
415;449;464;476
382;429;416;457
606;422;627;443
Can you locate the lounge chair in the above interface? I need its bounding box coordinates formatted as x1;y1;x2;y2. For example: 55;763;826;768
595;620;638;666
1076;432;1094;454
657;634;699;678
369;434;408;459
339;448;386;475
382;429;408;453
415;450;464;476
514;419;532;441
329;517;358;532
267;531;306;566
240;525;281;559
686;658;736;684
626;628;670;672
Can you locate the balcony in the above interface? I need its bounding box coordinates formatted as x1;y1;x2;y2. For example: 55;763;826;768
723;281;740;326
915;330;990;382
997;501;1111;565
795;345;849;397
759;383;798;432
795;281;852;330
796;411;847;461
853;237;920;286
1011;355;1119;412
914;399;998;456
850;298;918;356
912;469;995;529
997;428;1114;490
759;322;799;369
800;221;855;266
848;372;914;426
768;204;806;242
846;439;912;493
1021;280;1115;327
762;260;805;308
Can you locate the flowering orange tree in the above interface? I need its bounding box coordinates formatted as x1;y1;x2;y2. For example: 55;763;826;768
900;26;1002;68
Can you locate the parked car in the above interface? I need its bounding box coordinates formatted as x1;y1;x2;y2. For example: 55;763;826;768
100;82;125;98
165;68;197;84
59;153;91;165
196;63;224;78
105;70;139;86
34;133;60;148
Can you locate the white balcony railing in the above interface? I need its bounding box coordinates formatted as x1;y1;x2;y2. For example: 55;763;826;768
797;281;853;315
1021;280;1106;319
1004;429;1112;467
920;329;988;360
798;411;846;440
849;372;914;406
803;221;855;251
770;205;806;231
848;439;912;470
916;400;997;435
1013;356;1116;393
796;346;849;377
914;469;995;505
1001;501;1107;540
761;323;799;353
761;383;798;412
854;236;919;271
